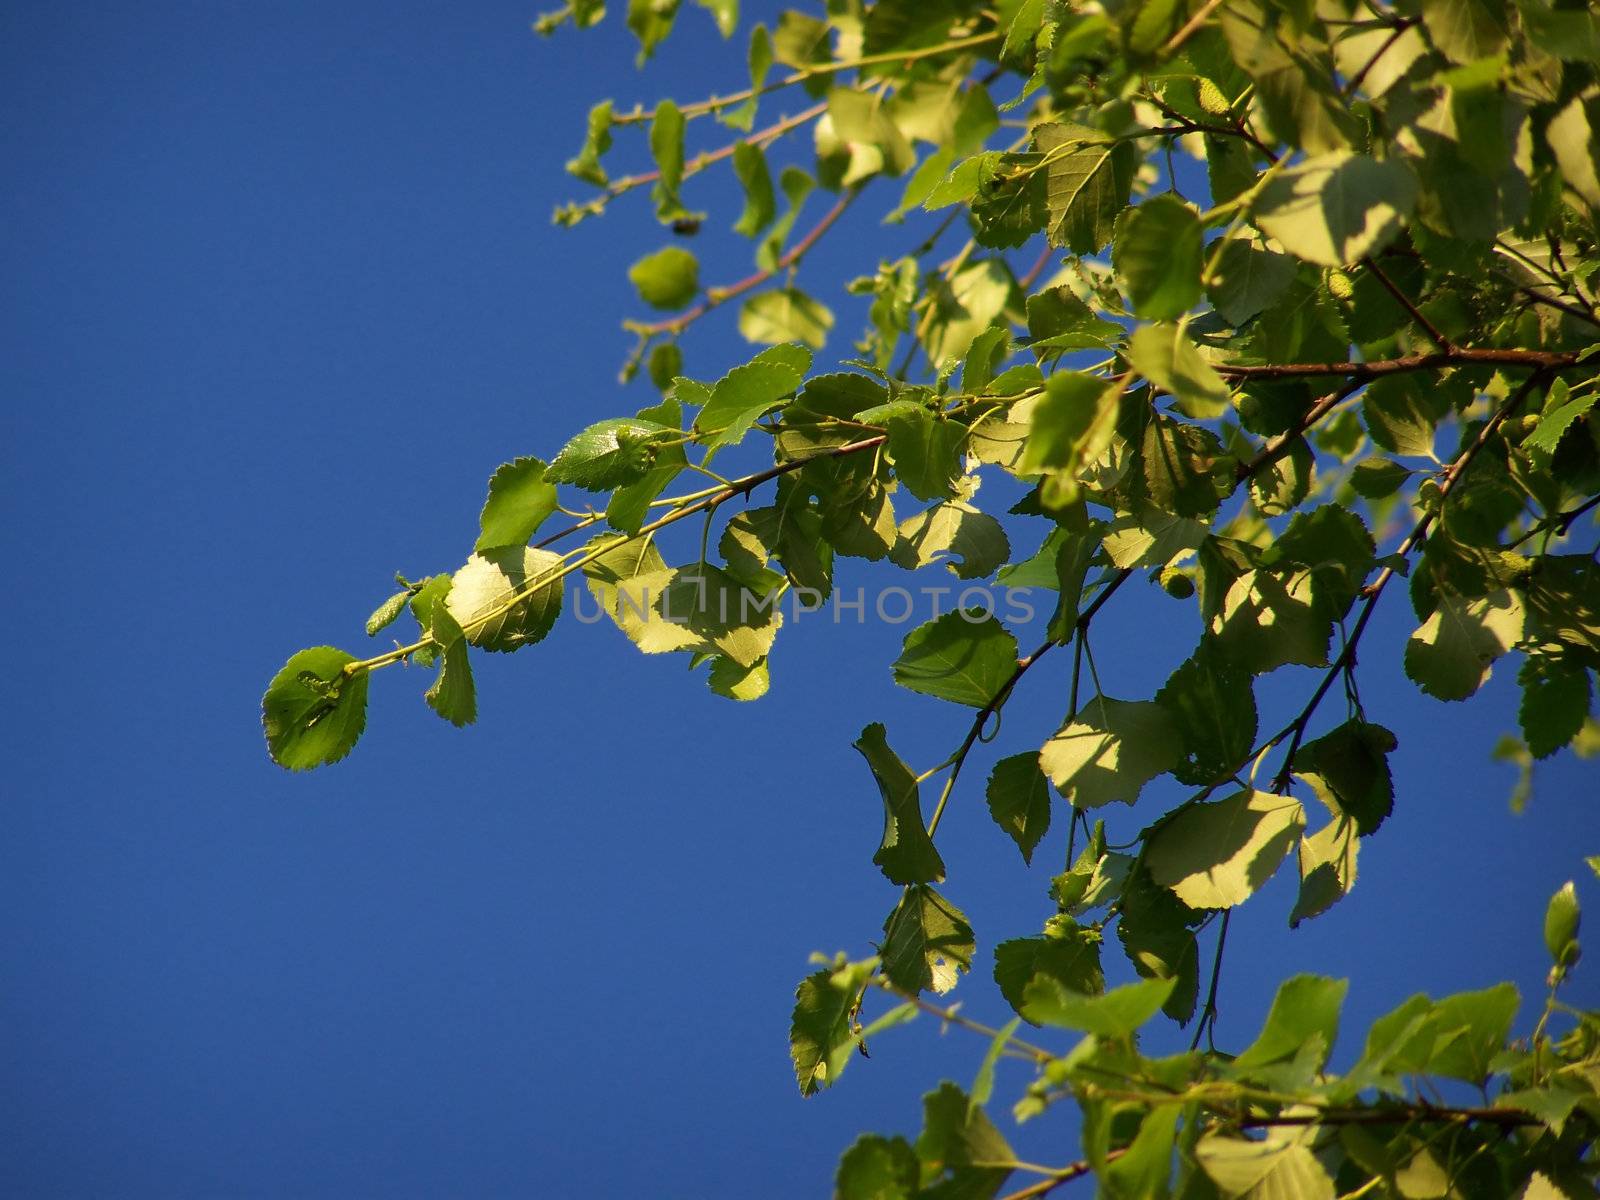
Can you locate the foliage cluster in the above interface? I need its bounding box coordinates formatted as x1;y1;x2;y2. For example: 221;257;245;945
265;0;1600;1194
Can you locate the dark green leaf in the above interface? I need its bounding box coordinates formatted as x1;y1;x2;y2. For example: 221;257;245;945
985;753;1052;864
1156;646;1257;786
1519;655;1592;760
881;885;975;995
424;635;476;727
476;456;558;551
856;723;945;886
1114;195;1203;319
1037;123;1137;254
1022;974;1175;1036
790;959;873;1096
835;1135;919;1200
914;1081;1013;1200
892;611;1018;708
994;927;1105;1016
1293;720;1398;836
1233;975;1347;1071
262;647;369;771
546;417;678;490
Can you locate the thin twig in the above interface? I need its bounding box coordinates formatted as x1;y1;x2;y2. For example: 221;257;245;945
1361;255;1452;350
601;101;827;199
632;184;864;338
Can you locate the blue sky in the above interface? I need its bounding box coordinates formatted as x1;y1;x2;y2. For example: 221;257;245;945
3;3;1595;1196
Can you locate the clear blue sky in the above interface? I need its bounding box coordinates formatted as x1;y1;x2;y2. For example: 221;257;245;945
3;3;1594;1196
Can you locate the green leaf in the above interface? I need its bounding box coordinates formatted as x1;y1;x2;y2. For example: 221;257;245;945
1547;93;1600;210
365;590;410;637
1269;503;1376;623
720;23;771;131
914;1081;1013;1199
985;753;1053;864
1021;974;1175;1036
1036;122;1137;254
730;140;776;235
1039;696;1182;809
920;258;1017;369
1156;646;1257;786
1025;286;1122;361
445;546;564;653
1233;975;1347;1071
565;99;613;186
892;610;1018;708
649;98;689;219
424;635;477;727
889;502;1010;579
790;959;873;1096
1290;812;1359;926
1253;152;1418;267
1420;0;1509;64
1404;589;1525;701
628;245;699;310
1293;720;1398;836
1116;868;1203;1023
1362;375;1445;458
855;723;945;886
1428;983;1518;1082
693;0;736;39
994;927;1106;1017
881;885;975;995
546;417;678;490
628;0;681;61
1103;1106;1180;1200
1544;881;1580;966
1524;378;1599;460
660;563;782;666
1017;371;1123;503
1145;790;1306;909
582;533;700;654
262;647;369;771
1207;237;1296;326
476;456;558;551
706;654;769;701
1195;1130;1334;1200
1519;655;1592;760
1210;568;1330;674
1141;416;1229;516
694;343;810;451
835;1135;919;1200
969;1016;1020;1110
738;287;832;350
1113;195;1203;320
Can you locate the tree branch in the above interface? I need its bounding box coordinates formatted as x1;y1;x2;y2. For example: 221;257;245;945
630;184;864;338
1218;346;1583;381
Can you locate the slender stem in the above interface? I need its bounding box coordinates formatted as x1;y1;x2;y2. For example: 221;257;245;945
877;982;1055;1063
1361;255;1451;350
1160;0;1228;56
347;434;886;676
1191;910;1232;1051
1218;346;1583;381
601;101;827;199
610;30;1004;124
631;184;863;337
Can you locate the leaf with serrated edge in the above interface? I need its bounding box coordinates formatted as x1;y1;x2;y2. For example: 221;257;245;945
476;456;558;551
1039;696;1181;808
855;723;945;886
1145;790;1306;909
892;611;1018;707
262;647;369;771
445;546;564;653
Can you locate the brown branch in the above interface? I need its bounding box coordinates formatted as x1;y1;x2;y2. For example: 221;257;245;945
1234;380;1363;482
631;184;863;338
600;101;827;199
1266;369;1552;785
1340;18;1417;100
1217;346;1583;381
1361;255;1452;350
609;30;1003;124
